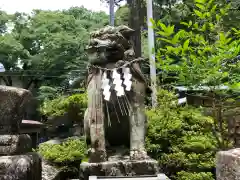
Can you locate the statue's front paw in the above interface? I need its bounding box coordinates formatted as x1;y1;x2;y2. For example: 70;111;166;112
130;149;149;160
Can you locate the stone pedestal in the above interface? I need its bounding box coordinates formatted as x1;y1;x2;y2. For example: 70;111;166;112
80;159;159;180
89;174;169;180
0;153;41;180
216;148;240;180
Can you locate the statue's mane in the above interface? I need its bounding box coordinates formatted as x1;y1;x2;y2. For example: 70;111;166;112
86;25;136;66
87;25;135;50
90;25;134;39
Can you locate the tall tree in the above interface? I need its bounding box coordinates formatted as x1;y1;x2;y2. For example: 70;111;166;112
0;10;10;34
115;5;129;26
0;7;108;90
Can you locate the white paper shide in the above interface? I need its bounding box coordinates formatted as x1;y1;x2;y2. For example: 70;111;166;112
112;69;124;97
101;67;132;101
122;67;132;91
101;72;111;101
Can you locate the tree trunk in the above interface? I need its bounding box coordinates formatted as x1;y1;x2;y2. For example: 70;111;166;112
127;0;142;57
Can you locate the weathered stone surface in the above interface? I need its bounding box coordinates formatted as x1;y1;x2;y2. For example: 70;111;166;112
80;159;159;180
42;160;61;180
0;134;32;155
0;85;32;134
216;148;240;180
0;152;41;180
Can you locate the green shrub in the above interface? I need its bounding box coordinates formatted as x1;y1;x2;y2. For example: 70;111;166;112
38;138;87;164
177;172;214;180
146;89;217;180
40;93;87;121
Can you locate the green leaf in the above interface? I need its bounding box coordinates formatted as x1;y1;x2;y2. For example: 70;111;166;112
158;37;173;44
219;32;226;43
150;18;156;28
171;33;180;44
180;22;189;27
201;24;207;31
194;10;204;19
230;82;240;90
195;0;206;4
167;25;175;36
189;20;193;27
209;23;215;31
196;3;205;10
216;14;221;22
183;39;190;51
210;4;217;13
158;21;167;31
166;46;175;53
220;9;225;15
207;0;214;9
232;28;238;33
157;31;168;37
205;12;211;18
193;22;199;29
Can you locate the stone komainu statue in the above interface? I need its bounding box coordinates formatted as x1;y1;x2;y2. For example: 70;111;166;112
84;25;150;162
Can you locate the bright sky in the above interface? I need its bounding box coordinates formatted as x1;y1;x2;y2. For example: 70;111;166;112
0;0;113;14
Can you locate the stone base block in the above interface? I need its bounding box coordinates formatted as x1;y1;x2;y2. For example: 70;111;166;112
80;159;159;180
216;148;240;180
0;134;32;155
0;152;41;180
89;174;169;180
